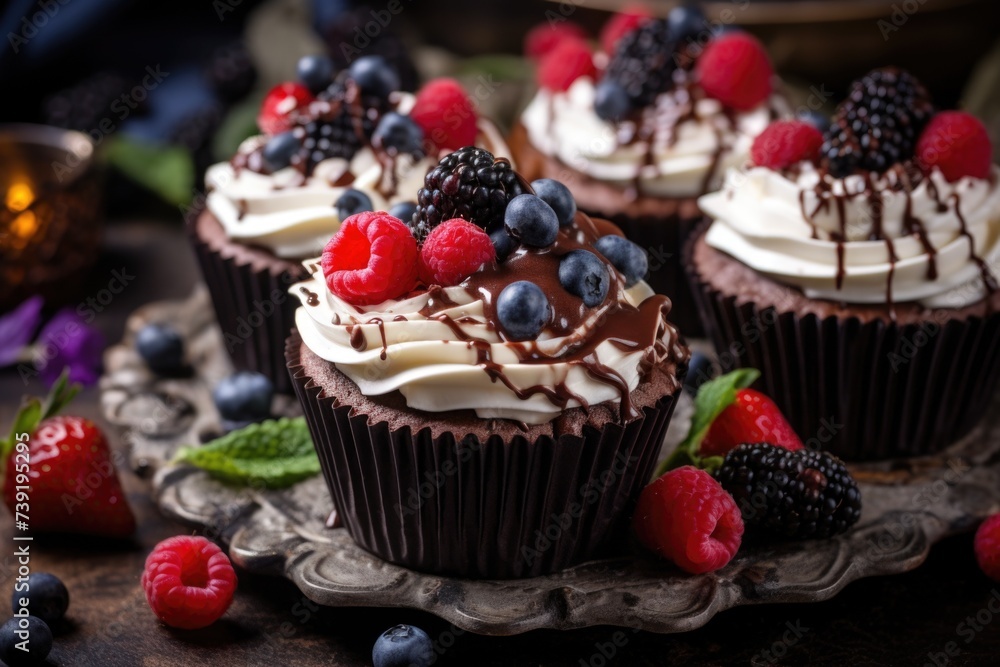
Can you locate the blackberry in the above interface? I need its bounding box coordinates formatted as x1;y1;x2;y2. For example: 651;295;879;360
411;147;526;241
822;67;935;177
295;73;391;172
205;41;257;103
602;18;677;110
715;443;862;540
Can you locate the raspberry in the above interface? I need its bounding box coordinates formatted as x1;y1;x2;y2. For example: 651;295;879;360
258;82;314;135
599;6;653;56
633;466;744;574
141;536;237;630
409;78;478;152
751;120;825;170
716;444;862;540
696;32;773;111
322;212;418;305
975;514;1000;582
916;111;993;183
419;219;496;287
822;67;934;177
538;38;596;92
525;21;588;59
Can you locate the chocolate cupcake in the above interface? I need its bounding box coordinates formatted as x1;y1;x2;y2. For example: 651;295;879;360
510;5;784;336
286;151;689;578
689;68;1000;460
189;55;510;392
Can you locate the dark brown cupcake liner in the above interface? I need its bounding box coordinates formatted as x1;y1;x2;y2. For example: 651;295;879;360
590;208;708;339
187;212;308;394
685;233;1000;461
285;331;681;579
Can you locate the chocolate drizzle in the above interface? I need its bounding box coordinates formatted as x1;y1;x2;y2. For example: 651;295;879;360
298;286;320;306
951;193;999;294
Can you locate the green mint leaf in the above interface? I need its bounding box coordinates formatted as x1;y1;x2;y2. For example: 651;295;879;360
655;368;761;478
173;417;320;489
105;136;194;207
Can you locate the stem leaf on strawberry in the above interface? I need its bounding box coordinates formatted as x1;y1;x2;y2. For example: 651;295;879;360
656;368;760;478
173;417;320;489
1;369;80;461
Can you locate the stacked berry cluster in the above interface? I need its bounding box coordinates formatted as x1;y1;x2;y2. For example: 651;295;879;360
633;369;863;574
750;67;991;183
320;146;648;343
524;5;774;123
255;55;479;177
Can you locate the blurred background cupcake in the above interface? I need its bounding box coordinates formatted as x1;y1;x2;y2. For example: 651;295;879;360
510;4;784;337
689;67;1000;460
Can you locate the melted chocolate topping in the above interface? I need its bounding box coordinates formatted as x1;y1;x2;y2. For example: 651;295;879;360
298;286;320;306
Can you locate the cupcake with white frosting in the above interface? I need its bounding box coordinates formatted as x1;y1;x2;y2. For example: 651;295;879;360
689;67;1000;459
286;148;689;578
510;5;783;335
188;54;509;392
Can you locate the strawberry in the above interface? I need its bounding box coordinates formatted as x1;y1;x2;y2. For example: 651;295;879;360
1;373;136;538
700;388;804;457
655;369;803;478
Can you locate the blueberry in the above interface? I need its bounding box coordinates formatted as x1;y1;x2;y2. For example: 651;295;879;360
335;188;374;220
262;131;300;171
212;371;273;422
490;228;518;262
388;200;418;223
0;616;52;666
531;178;576;227
136;323;185;374
297;55;334;93
559;250;610;307
496;281;551;340
668;4;707;42
594;80;631;122
348;55;400;98
372;624;433;667
683;351;715;395
797;109;831;134
504;194;559;247
372;112;424;156
594;235;648;287
11;573;69;625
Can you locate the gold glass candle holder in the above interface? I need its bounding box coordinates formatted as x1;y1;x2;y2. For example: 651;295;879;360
0;124;102;310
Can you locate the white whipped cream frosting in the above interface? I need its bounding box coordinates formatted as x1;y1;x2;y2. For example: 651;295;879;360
206;111;511;259
700;164;1000;308
292;266;677;425
520;77;774;197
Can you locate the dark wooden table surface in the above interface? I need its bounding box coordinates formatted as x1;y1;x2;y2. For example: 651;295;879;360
1;218;999;666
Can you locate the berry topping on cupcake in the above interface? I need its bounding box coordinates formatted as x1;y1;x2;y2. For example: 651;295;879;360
409;78;479;152
916;111;993;182
257;82;314;135
750;120;824;170
599;5;653;56
322;211;418;305
411;147;525;241
537;38;596;92
821;67;935;177
524;21;589;60
695;32;773;111
418;219;495;287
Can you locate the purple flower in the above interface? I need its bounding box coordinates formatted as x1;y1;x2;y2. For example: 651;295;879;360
0;296;44;367
34;307;105;387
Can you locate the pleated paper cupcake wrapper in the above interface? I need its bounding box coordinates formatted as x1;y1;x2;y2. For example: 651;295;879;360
685;241;1000;460
590;207;708;339
187;217;307;394
286;332;680;579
